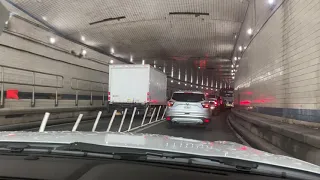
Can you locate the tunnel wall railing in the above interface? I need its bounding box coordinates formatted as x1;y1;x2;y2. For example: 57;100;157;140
70;77;108;106
0;64;64;108
229;108;320;166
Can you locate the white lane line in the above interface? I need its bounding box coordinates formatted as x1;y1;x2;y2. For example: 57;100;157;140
227;116;251;147
132;120;165;133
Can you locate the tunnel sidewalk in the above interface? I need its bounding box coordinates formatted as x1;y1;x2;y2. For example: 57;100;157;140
230;109;320;165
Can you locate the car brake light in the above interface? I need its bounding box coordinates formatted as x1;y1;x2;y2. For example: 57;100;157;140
166;117;171;121
167;101;174;107
204;118;210;123
202;102;210;108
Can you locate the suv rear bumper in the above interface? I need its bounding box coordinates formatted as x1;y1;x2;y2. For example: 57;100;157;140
166;110;210;125
169;116;209;125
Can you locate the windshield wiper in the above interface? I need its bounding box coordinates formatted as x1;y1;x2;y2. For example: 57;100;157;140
0;142;257;171
56;142;258;171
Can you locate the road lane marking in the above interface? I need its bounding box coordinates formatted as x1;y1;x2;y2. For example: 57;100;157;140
227;116;251;147
132;120;165;133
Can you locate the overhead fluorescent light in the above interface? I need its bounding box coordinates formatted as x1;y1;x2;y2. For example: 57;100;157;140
89;16;126;25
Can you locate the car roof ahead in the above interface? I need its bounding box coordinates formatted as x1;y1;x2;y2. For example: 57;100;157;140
173;91;204;94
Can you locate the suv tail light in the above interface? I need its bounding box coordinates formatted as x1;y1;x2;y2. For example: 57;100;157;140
167;101;174;107
202;102;210;108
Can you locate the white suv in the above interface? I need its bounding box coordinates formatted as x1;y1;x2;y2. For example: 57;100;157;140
165;91;211;130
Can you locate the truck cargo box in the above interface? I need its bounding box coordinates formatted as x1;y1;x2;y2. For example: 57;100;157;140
108;64;167;106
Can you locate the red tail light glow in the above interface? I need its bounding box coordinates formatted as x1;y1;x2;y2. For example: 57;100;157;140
166;117;171;121
203;118;210;123
202;102;210;108
167;101;174;107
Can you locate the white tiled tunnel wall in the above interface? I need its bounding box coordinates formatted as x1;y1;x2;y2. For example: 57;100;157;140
235;0;320;110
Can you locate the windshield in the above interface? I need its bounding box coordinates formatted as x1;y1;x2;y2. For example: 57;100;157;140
0;0;319;177
171;93;205;102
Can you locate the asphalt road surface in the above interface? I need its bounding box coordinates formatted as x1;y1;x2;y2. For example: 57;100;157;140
28;110;242;144
139;110;242;143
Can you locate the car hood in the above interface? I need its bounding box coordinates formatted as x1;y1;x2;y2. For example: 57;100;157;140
0;131;319;173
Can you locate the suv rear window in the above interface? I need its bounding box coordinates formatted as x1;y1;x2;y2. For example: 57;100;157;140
207;95;217;99
171;93;205;102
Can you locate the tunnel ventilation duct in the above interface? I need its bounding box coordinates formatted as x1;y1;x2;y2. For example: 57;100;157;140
89;16;126;25
169;12;209;17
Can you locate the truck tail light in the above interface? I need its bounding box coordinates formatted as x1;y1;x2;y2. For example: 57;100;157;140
147;92;151;102
202;102;210;108
167;101;174;107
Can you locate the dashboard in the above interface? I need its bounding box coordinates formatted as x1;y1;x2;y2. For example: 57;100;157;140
0;154;297;180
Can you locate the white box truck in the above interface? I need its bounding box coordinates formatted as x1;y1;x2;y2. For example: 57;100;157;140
108;64;167;110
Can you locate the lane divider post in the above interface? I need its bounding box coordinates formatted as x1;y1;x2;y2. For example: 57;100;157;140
148;107;156;124
106;110;117;132
141;106;149;126
39;112;50;132
118;108;128;132
92;111;102;132
72;114;83;132
161;106;167;120
127;107;137;131
155;106;161;121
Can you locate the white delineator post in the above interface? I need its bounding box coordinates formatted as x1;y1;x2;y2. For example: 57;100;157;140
72;114;83;132
141;106;149;126
155;106;161;121
118;108;128;132
106;110;117;132
92;111;102;132
39;112;50;132
161;106;167;120
128;107;137;131
149;107;156;124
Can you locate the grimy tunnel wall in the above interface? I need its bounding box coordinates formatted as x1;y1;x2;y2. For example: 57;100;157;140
231;0;320;165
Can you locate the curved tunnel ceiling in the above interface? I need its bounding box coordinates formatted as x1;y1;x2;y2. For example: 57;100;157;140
9;0;248;84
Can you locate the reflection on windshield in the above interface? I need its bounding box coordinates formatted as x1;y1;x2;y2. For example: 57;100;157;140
0;0;319;177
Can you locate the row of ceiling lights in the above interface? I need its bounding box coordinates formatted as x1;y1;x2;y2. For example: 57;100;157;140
170;79;231;91
48;32;226;87
39;12;234;88
47;31;229;87
232;0;276;80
